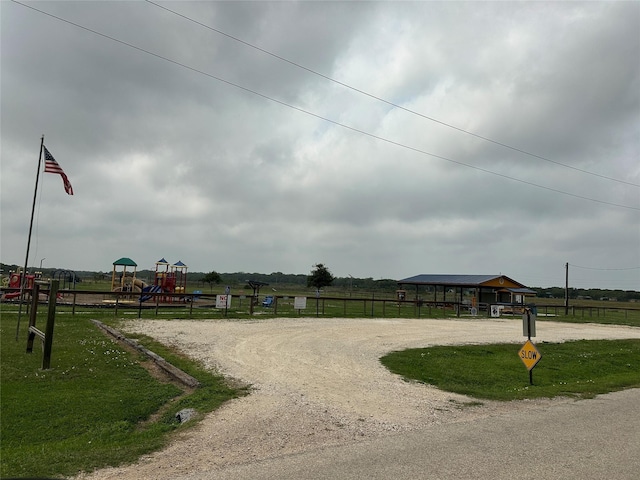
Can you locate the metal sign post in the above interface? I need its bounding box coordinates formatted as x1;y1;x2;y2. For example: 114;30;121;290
519;307;541;385
522;307;537;338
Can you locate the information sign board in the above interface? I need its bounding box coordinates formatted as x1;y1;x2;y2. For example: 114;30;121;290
294;296;307;310
216;294;231;309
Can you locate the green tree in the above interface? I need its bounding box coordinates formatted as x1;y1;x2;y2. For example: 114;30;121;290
307;263;335;290
203;271;222;292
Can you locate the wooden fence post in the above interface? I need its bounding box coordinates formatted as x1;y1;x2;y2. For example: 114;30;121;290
41;280;59;369
25;280;58;370
26;283;41;353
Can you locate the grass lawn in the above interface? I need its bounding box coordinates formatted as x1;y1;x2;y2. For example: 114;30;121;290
381;339;640;401
0;305;243;479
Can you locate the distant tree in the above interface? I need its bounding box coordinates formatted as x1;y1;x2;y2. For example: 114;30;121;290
307;263;335;290
203;271;222;292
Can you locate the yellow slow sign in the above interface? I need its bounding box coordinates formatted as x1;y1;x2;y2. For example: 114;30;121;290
518;340;541;371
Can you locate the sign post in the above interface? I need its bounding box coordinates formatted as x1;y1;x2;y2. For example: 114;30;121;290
522;307;536;338
519;307;541;385
224;286;231;317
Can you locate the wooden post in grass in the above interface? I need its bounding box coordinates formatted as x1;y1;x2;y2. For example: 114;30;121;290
26;282;41;353
42;280;59;369
26;280;58;370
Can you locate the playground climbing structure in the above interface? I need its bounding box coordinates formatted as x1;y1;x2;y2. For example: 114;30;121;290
153;258;188;303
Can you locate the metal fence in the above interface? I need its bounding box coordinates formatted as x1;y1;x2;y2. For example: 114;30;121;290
2;288;639;323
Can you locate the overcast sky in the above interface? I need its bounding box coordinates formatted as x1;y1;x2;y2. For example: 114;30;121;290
2;1;639;290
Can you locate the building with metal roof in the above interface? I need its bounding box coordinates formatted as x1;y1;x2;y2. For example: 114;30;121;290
397;274;536;307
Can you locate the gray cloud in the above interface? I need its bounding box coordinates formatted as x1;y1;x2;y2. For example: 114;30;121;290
1;1;638;290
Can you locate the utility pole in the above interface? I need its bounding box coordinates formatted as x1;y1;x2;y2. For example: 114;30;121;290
564;262;569;315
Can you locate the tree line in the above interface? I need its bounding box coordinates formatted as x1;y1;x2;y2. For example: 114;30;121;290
1;262;638;301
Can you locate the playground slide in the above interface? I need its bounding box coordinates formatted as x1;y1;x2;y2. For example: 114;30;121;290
139;283;162;303
133;278;152;302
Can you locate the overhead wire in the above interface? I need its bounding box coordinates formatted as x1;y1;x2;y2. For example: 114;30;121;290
146;0;640;188
568;264;640;271
567;263;639;290
11;0;640;212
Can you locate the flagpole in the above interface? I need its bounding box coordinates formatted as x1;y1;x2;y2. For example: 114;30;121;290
16;135;45;340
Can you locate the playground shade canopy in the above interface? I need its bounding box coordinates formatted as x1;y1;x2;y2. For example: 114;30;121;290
113;257;137;267
396;274;536;305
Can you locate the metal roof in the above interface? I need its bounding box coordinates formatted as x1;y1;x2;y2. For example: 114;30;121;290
397;274;526;288
502;287;537;295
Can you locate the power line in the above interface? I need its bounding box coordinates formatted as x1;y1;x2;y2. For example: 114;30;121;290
146;0;640;189
569;263;640;271
11;1;640;211
565;264;639;291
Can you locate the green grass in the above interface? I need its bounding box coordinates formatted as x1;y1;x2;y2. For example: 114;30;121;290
537;307;640;327
380;339;640;401
0;305;243;479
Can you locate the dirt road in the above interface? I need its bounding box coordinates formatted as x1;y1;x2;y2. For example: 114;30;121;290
77;317;640;480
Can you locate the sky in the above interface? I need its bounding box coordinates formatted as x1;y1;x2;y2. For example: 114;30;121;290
1;1;639;290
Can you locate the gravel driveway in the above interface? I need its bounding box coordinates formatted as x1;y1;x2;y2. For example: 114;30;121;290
76;317;640;480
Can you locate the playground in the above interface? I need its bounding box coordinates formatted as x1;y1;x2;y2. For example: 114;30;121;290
109;257;189;304
2;270;39;300
1;257;195;308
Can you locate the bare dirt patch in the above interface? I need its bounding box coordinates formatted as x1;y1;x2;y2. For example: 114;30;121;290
76;317;640;480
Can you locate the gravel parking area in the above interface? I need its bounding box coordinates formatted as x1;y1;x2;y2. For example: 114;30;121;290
76;317;640;480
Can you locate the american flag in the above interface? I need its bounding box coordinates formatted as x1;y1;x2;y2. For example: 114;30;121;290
44;146;73;195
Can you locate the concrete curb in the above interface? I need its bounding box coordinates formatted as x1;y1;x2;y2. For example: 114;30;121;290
91;319;200;388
